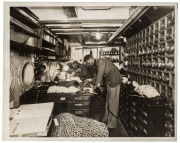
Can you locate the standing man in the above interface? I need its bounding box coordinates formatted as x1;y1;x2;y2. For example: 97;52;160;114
84;55;122;129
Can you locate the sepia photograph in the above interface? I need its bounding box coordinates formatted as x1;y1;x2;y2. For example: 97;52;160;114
2;1;178;141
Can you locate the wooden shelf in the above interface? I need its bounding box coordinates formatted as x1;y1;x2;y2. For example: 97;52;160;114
43;30;55;39
10;7;40;29
136;77;174;89
152;55;174;58
103;54;119;56
42;47;55;53
138;67;174;74
10;16;39;38
149;79;174;89
165;116;174;122
42;39;56;48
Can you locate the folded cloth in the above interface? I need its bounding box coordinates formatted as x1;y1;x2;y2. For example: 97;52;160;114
134;85;160;98
47;86;80;93
122;77;128;84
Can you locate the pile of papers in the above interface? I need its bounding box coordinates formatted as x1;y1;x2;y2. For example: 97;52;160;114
47;86;80;93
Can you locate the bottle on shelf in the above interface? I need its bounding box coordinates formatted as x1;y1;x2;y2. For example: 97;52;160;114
165;43;174;53
160;32;165;41
146;48;151;55
154;34;158;43
167;14;174;27
165;131;173;137
158;60;165;69
165;120;173;129
165;110;173;118
158;45;165;54
160;20;165;30
151;73;156;80
155;23;159;33
166;29;172;39
162;75;169;84
151;60;158;68
165;60;174;70
156;74;162;81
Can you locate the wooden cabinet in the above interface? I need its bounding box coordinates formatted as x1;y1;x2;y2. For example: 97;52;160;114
37;92;92;117
119;85;165;137
10;7;41;49
124;11;175;136
10;7;69;59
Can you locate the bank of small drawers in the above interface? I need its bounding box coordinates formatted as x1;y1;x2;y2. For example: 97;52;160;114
119;85;165;137
37;92;92;117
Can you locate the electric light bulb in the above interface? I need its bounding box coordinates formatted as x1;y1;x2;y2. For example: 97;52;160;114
95;32;102;40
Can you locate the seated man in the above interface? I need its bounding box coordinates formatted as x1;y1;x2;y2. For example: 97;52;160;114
39;64;48;82
119;60;128;76
54;64;67;82
72;61;94;81
65;61;76;74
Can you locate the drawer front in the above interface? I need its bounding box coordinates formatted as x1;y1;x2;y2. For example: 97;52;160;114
138;108;148;120
68;95;91;102
37;97;52;103
136;124;148;137
54;96;68;102
137;115;148;128
38;96;68;103
68;109;90;117
68;101;90;109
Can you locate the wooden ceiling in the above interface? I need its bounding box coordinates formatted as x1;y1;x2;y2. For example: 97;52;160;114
30;6;129;47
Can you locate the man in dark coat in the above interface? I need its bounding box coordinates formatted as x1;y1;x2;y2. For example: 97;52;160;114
72;61;94;81
84;55;122;129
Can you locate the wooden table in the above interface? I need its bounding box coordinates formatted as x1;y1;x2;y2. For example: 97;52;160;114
9;102;54;137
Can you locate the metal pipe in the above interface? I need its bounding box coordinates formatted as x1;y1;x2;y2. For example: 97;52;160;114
52;28;117;32
56;32;114;35
40;19;126;24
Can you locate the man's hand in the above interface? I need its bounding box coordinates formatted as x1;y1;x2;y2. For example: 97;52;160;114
93;85;97;90
84;78;92;82
72;71;75;77
93;83;100;89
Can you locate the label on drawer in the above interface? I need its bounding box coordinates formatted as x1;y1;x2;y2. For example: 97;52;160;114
54;118;59;126
75;111;83;115
74;97;83;101
60;97;66;101
75;103;83;107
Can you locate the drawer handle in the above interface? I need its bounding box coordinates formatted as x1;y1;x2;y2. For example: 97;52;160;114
138;125;148;135
139;108;147;116
75;103;83;107
138;116;147;125
75;111;83;115
83;97;89;100
60;97;66;100
130;107;136;112
74;97;83;101
144;129;147;134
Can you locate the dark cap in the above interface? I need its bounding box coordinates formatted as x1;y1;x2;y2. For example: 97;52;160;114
72;61;79;69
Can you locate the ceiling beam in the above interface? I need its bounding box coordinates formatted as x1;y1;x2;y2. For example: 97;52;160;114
56;32;89;35
77;35;84;44
48;24;122;29
81;45;120;48
52;28;117;32
55;32;114;35
48;25;81;29
40;19;126;24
